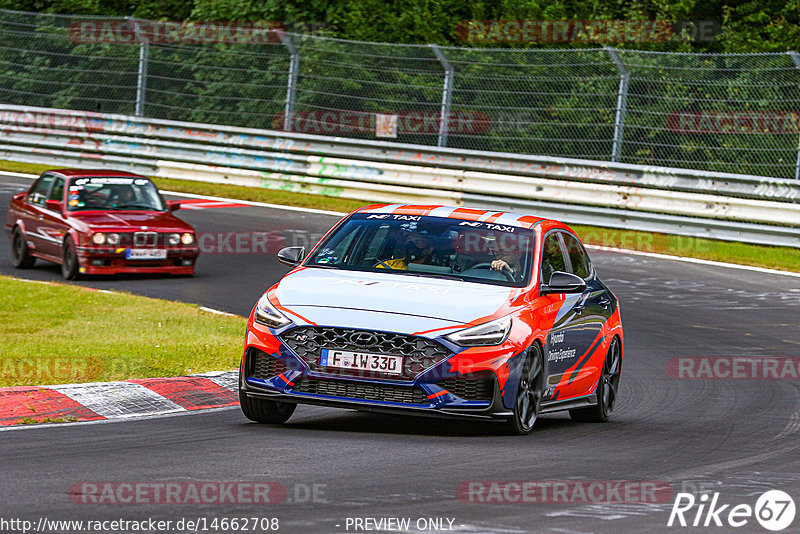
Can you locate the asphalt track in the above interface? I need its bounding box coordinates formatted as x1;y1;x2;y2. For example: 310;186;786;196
2;173;800;533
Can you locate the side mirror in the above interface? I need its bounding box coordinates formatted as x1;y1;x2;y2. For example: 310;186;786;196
277;246;305;266
45;199;63;212
13;192;26;201
167;200;181;212
541;271;586;294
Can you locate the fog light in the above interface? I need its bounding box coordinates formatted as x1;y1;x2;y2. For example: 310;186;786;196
181;259;193;266
91;259;105;266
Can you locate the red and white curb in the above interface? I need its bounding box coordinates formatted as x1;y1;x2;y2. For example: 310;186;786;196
0;371;239;426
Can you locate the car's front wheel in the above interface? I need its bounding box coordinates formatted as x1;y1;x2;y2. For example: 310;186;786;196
11;227;35;269
239;390;296;424
506;344;544;435
61;236;79;280
570;337;621;423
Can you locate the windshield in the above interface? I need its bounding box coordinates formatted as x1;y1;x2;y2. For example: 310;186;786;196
66;177;166;212
305;213;535;287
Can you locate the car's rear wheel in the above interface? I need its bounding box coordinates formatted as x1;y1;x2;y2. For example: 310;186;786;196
11;228;35;269
61;236;79;280
570;337;621;423
506;343;544;435
239;390;296;424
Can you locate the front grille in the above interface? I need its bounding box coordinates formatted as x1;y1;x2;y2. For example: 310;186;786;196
280;326;451;379
293;378;428;405
249;349;288;380
436;373;495;401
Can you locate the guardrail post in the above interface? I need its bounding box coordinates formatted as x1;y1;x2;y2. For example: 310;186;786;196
280;32;299;132
430;44;454;148
787;52;800;180
129;18;148;117
605;47;629;163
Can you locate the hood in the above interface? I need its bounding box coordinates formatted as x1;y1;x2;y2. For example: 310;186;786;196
67;211;193;232
274;267;512;332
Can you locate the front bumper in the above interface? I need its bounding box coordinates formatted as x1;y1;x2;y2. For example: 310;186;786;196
76;245;199;275
239;347;514;421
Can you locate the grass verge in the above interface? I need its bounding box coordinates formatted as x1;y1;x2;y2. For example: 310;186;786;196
0;275;246;387
1;159;798;273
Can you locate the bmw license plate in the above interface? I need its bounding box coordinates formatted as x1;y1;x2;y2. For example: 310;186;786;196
320;349;403;375
125;248;167;260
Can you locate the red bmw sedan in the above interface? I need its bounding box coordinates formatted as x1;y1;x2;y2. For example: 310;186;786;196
6;169;199;279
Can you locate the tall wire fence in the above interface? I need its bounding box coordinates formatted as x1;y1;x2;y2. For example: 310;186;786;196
2;9;800;179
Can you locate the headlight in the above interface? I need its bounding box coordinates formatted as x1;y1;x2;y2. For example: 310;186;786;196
445;316;512;347
106;233;120;245
180;233;194;245
254;294;291;328
167;233;180;246
91;233;105;245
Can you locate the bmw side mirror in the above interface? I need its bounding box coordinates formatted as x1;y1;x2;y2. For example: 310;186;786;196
45;199;63;212
541;271;586;294
277;246;305;266
167;200;181;212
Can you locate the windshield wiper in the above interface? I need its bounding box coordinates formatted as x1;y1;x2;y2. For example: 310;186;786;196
396;271;465;282
114;203;157;210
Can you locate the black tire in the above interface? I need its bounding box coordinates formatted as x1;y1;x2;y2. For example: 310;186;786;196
570;337;622;423
506;344;545;435
61;236;79;281
11;228;35;269
239;389;296;424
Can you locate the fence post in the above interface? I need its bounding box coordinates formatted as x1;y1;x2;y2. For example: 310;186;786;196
280;32;299;132
605;47;629;163
787;52;800;180
430;44;454;148
129;18;148;117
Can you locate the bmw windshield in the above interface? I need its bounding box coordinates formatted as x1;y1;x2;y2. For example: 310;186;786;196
305;213;534;287
67;177;167;212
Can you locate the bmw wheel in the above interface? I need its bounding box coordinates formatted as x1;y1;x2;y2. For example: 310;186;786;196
11;228;35;269
61;236;79;280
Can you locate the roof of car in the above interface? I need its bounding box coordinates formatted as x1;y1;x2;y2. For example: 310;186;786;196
44;169;146;178
355;204;554;230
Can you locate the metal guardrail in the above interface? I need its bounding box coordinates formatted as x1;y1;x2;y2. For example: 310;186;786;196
1;104;798;247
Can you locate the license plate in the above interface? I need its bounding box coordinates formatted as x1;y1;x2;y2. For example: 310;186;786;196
320;349;403;375
125;248;167;260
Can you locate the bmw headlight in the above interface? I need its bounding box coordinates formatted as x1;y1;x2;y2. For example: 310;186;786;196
91;232;106;245
181;233;194;245
106;233;120;245
254;294;291;328
167;233;180;246
446;316;512;347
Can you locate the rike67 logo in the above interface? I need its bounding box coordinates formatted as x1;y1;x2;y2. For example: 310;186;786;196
668;490;796;531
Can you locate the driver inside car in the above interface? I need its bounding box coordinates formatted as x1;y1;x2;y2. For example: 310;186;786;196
376;230;436;270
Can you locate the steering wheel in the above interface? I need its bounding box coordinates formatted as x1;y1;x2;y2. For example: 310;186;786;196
468;262;516;282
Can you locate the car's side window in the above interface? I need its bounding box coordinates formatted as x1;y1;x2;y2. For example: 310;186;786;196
28;174;55;206
48;177;64;203
540;232;567;285
562;233;592;280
